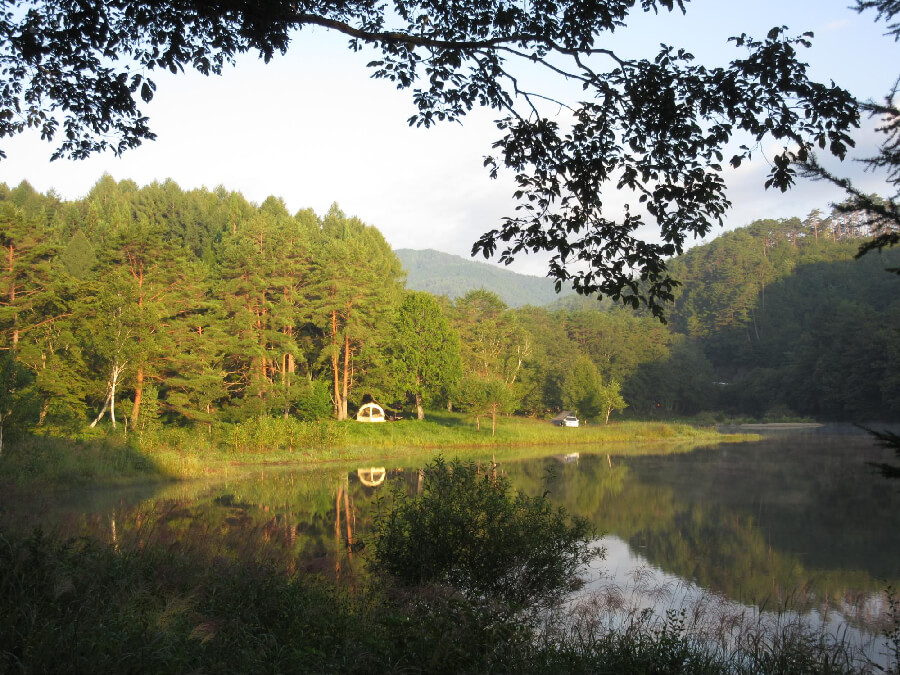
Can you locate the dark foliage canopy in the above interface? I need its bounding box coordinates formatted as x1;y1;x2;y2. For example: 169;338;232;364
0;0;860;314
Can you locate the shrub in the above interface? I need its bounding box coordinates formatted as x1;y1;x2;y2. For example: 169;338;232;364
368;456;601;612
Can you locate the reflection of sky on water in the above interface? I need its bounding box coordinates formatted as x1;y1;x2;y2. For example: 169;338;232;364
578;535;893;670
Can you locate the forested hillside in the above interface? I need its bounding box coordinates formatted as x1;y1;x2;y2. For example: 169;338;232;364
396;248;574;307
667;216;900;420
0;176;897;446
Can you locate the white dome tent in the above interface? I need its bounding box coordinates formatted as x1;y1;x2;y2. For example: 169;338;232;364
356;402;385;423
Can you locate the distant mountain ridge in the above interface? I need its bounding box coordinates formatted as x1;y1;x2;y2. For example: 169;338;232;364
396;248;575;308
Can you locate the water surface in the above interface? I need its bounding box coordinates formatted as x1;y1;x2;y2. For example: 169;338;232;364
2;427;897;655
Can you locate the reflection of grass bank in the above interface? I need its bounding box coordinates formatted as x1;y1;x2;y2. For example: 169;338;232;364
0;413;756;488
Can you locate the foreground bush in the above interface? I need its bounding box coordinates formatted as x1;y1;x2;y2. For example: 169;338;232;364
369;456;601;612
0;530;540;675
3;529;886;675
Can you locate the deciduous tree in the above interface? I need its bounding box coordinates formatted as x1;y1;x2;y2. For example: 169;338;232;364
560;354;604;422
389;291;461;420
599;379;627;424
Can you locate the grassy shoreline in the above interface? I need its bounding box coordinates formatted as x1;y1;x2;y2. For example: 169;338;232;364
0;413;757;490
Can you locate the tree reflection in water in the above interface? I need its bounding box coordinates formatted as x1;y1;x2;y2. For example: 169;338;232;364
1;431;897;652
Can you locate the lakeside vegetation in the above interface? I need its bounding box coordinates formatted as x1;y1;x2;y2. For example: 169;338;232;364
3;530;889;674
0;176;893;492
0;178;897;462
2;457;894;674
0;177;896;673
0;412;749;490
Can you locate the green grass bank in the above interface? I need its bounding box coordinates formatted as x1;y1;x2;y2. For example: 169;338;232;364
0;412;755;490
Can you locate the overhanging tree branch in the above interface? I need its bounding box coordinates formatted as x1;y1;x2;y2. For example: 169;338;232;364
0;1;861;316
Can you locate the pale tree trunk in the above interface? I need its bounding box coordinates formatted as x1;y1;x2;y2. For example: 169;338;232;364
110;369;117;427
415;392;424;420
491;407;497;437
505;337;531;386
91;361;126;429
91;390;111;428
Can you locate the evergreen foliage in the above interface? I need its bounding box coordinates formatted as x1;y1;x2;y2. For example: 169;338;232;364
0;176;897;445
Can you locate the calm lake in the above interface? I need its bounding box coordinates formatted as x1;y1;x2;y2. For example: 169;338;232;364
3;426;898;661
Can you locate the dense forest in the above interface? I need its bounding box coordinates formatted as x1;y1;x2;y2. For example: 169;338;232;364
0;176;897;446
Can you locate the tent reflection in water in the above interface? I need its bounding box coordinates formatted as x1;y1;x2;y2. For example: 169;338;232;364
357;467;386;487
356;402;386;423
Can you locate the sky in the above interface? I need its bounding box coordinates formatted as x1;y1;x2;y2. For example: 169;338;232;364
0;0;897;276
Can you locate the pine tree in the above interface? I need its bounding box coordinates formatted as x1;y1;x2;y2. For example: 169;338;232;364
305;206;404;420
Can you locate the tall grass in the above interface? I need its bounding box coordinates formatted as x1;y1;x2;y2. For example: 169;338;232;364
0;434;164;487
558;565;896;674
342;412;751;450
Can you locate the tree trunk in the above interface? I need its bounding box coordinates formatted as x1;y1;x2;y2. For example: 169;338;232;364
90;361;125;429
491;408;496;437
90;389;112;428
8;244;17;347
415;392;424;420
131;265;144;423
341;332;351;420
332;351;343;420
109;365;118;429
131;365;144;425
331;310;344;420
